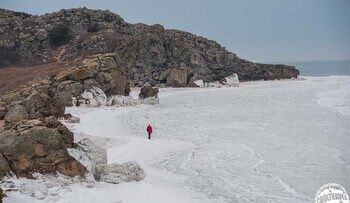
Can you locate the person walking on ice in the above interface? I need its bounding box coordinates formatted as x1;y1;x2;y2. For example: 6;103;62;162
147;124;152;139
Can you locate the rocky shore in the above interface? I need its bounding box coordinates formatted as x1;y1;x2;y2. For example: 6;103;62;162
0;54;155;198
0;7;300;199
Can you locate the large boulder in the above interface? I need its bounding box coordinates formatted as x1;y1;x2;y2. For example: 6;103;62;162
161;67;194;87
98;162;145;184
68;138;145;184
43;116;74;147
23;91;50;117
0;123;86;179
98;69;130;96
4;104;29;125
48;92;72;117
139;84;159;99
1;92;23;106
84;56;130;96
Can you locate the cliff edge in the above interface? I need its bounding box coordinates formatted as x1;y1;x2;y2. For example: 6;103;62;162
0;8;299;87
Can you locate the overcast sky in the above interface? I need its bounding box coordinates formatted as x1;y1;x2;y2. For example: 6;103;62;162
1;0;349;62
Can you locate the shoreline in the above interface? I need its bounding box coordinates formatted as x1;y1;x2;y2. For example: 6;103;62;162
2;76;349;202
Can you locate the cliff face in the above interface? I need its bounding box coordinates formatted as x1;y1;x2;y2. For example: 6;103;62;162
0;8;299;85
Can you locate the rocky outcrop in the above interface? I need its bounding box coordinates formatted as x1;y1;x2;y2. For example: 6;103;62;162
0;54;130;180
0;8;299;87
4;104;29;124
159;66;194;87
0;8;134;67
139;83;159;99
56;54;130;98
0;54;129;123
0;120;86;179
43;116;74;147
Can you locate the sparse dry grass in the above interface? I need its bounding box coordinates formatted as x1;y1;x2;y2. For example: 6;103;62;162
0;63;73;94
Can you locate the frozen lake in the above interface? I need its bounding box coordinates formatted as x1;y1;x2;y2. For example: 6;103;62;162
63;76;350;202
7;76;349;203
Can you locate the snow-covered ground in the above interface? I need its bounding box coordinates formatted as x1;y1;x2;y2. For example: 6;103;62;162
3;76;350;202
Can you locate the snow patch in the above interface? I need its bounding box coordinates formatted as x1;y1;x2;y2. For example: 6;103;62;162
194;80;204;87
205;81;223;88
72;87;159;108
68;138;107;181
201;73;240;88
109;95;159;106
80;87;108;107
221;73;239;87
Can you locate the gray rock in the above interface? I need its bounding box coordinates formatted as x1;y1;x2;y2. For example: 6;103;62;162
57;80;83;97
4;104;29;124
50;91;72;116
164;67;194;87
35;29;48;40
15;119;44;131
43;116;74;147
19;32;30;40
23;91;49;114
0;125;86;179
139;83;159;99
83;78;99;90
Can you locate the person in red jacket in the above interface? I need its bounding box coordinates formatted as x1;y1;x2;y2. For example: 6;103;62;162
147;125;152;140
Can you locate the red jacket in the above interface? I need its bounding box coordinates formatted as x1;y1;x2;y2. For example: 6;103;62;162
147;125;152;133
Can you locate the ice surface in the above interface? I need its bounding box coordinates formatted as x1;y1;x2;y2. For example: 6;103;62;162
316;76;350;116
3;76;350;202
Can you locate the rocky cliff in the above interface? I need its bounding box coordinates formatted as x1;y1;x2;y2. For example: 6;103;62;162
0;8;299;87
0;54;130;180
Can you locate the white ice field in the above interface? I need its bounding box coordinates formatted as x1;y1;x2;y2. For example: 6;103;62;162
3;76;350;202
